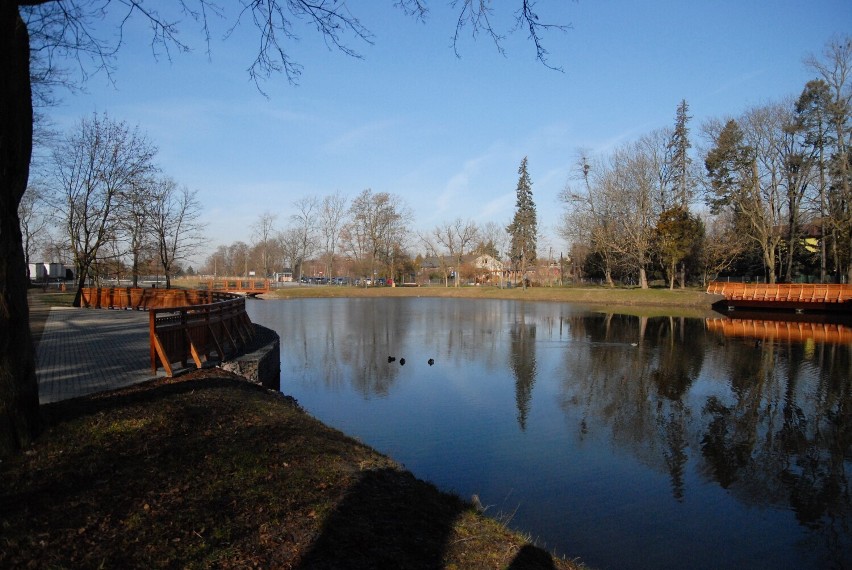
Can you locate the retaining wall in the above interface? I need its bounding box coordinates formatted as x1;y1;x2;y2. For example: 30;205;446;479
218;324;281;392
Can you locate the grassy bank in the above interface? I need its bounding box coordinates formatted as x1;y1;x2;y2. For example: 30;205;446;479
3;370;584;569
264;283;721;314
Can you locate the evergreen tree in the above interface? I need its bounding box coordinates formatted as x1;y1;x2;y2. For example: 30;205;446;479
705;120;753;213
668;100;693;207
654;205;704;289
507;157;538;289
795;79;833;282
665;100;694;285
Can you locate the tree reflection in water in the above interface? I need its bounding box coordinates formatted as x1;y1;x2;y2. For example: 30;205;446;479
557;310;851;564
509;304;537;431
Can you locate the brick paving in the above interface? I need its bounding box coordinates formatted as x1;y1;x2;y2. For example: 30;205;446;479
36;306;164;404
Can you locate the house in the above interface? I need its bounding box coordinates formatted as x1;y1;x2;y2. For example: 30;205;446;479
471;254;508;284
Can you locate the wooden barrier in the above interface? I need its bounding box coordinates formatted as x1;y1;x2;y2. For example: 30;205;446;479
80;287;255;377
81;287;220;309
201;279;271;296
148;297;254;377
707;282;852;312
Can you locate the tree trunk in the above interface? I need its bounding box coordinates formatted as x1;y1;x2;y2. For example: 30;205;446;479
132;255;139;288
73;265;89;308
0;3;40;457
785;208;797;283
765;247;777;284
848;233;852;284
639;266;648;289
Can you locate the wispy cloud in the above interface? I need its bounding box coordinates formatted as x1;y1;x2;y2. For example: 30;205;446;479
476;191;515;221
708;69;766;97
323;119;399;152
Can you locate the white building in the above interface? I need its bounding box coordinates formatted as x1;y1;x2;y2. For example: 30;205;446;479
28;262;73;282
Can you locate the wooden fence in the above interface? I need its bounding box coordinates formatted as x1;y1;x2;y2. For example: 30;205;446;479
81;287;221;310
202;279;271;295
81;287;255;377
707;282;852;306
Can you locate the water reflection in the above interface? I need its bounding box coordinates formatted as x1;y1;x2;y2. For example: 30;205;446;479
555;310;851;566
248;299;852;569
556;315;706;502
509;304;537;430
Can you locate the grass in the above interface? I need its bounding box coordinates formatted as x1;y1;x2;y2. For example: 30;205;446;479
262;282;721;315
3;370;586;569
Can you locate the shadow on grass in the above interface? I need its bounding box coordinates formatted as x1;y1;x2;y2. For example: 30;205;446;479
509;545;557;569
297;467;557;570
296;467;465;569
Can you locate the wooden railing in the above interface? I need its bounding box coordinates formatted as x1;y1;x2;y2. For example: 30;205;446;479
148;296;254;377
200;278;271;295
80;287;255;377
707;282;852;304
81;287;221;309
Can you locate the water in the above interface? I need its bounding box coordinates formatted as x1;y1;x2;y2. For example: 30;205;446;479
247;297;852;569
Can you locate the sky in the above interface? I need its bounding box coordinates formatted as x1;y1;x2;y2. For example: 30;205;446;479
41;0;852;265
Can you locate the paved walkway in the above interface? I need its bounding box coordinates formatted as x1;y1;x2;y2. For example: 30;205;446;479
36;306;165;404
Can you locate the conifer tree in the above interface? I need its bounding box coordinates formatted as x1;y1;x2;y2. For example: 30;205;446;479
668;100;693;207
795;79;833;282
507;157;538;290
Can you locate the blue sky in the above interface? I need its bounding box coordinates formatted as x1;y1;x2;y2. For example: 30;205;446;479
44;1;851;261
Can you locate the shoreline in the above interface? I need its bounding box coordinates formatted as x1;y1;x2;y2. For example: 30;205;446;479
259;283;723;310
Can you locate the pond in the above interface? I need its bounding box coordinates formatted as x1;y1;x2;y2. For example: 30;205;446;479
247;297;852;570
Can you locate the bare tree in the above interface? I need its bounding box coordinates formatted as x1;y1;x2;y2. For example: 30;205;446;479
51;113;157;305
434;218;479;287
204;244;228;277
227;241;251;277
18;185;51;280
251;211;278;278
606;136;662;289
700;211;749;285
559;152;620;287
418;231;451;286
770;98;818;282
805;36;852;281
344;189;411;283
149;178;204;289
319;192;348;280
115;177;157;287
274;229;296;279
291;196;320;281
